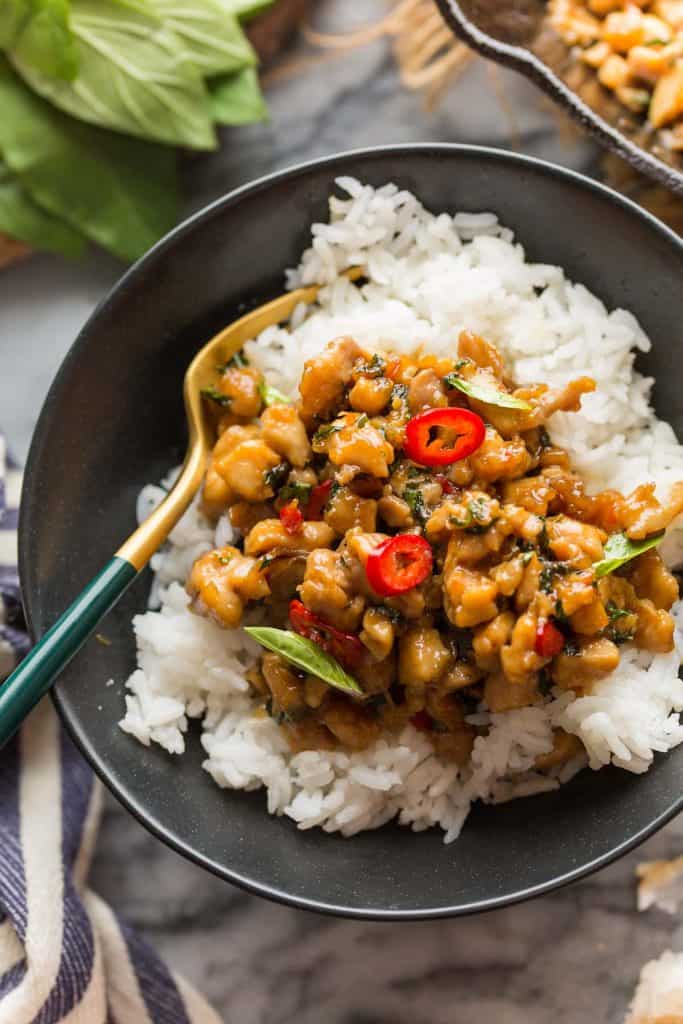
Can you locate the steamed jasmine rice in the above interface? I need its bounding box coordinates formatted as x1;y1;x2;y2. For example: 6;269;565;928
119;178;683;842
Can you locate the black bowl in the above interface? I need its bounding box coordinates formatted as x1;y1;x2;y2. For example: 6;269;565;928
436;0;683;196
20;145;683;919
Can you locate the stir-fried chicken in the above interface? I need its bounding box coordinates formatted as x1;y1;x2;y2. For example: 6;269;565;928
187;330;683;765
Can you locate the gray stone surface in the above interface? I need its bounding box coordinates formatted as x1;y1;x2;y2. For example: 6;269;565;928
1;3;678;1020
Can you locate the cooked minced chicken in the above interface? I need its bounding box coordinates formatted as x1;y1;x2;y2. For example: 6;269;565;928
185;330;683;769
550;0;683;148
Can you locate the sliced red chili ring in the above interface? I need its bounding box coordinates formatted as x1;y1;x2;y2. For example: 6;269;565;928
365;534;433;597
404;407;485;467
279;500;304;535
305;478;333;520
289;599;363;668
534;619;565;659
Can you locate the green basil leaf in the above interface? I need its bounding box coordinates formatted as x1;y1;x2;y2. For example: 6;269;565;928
0;0;30;48
220;0;273;18
0;158;85;256
279;481;312;504
0;58;179;260
12;0;79;80
593;531;665;578
11;0;216;150
209;66;267;125
149;0;256;76
244;627;364;697
259;380;290;406
443;373;532;411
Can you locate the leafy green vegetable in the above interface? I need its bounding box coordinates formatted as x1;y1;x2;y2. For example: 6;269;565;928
0;158;85;255
593;531;665;578
404;484;428;525
606;601;631;622
0;0;28;47
264;462;289;489
150;0;256;76
279;480;312;505
244;627;364;697
443;373;532;411
0;58;179;260
12;0;216;150
201;385;230;407
313;422;341;444
11;0;79;80
259;380;290;406
222;0;273;17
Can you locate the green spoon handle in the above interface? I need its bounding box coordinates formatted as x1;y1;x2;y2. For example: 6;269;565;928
0;556;137;748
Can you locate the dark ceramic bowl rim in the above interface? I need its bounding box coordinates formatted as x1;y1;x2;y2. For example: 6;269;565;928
20;143;683;920
435;0;683;197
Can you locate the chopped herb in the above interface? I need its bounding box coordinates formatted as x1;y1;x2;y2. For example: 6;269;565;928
645;38;668;45
404;484;429;525
538;517;550;555
366;693;388;711
359;353;385;378
607;627;635;645
539;564;555;593
259;554;278;571
443;373;532;410
521;550;534;566
259;381;291;407
264;462;289;490
217;554;233;565
539;558;570;593
356;414;369;428
279;481;313;505
312;422;342;444
407;465;425;478
562;638;580;657
554;599;568;622
454;358;469;371
390;382;408;403
200;386;231;407
606;601;631;622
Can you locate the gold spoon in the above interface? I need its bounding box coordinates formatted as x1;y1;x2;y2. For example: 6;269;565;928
0;268;362;747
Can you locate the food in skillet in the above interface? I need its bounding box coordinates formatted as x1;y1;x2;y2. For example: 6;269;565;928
550;0;683;148
186;330;683;767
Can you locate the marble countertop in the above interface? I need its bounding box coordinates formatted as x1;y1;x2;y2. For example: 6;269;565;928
1;2;680;1020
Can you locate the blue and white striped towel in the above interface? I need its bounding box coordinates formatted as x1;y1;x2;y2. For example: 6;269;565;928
0;436;223;1024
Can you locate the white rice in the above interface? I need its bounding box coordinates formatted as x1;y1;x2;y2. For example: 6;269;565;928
119;178;683;842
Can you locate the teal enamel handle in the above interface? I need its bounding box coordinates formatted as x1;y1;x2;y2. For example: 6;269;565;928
0;556;137;748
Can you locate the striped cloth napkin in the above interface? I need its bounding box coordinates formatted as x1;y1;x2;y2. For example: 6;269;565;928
0;437;222;1024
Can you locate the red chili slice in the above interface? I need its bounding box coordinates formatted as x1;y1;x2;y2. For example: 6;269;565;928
365;534;433;597
279;501;304;535
434;473;456;495
404;407;485;467
534;620;565;659
289;599;363;668
305;479;333;520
